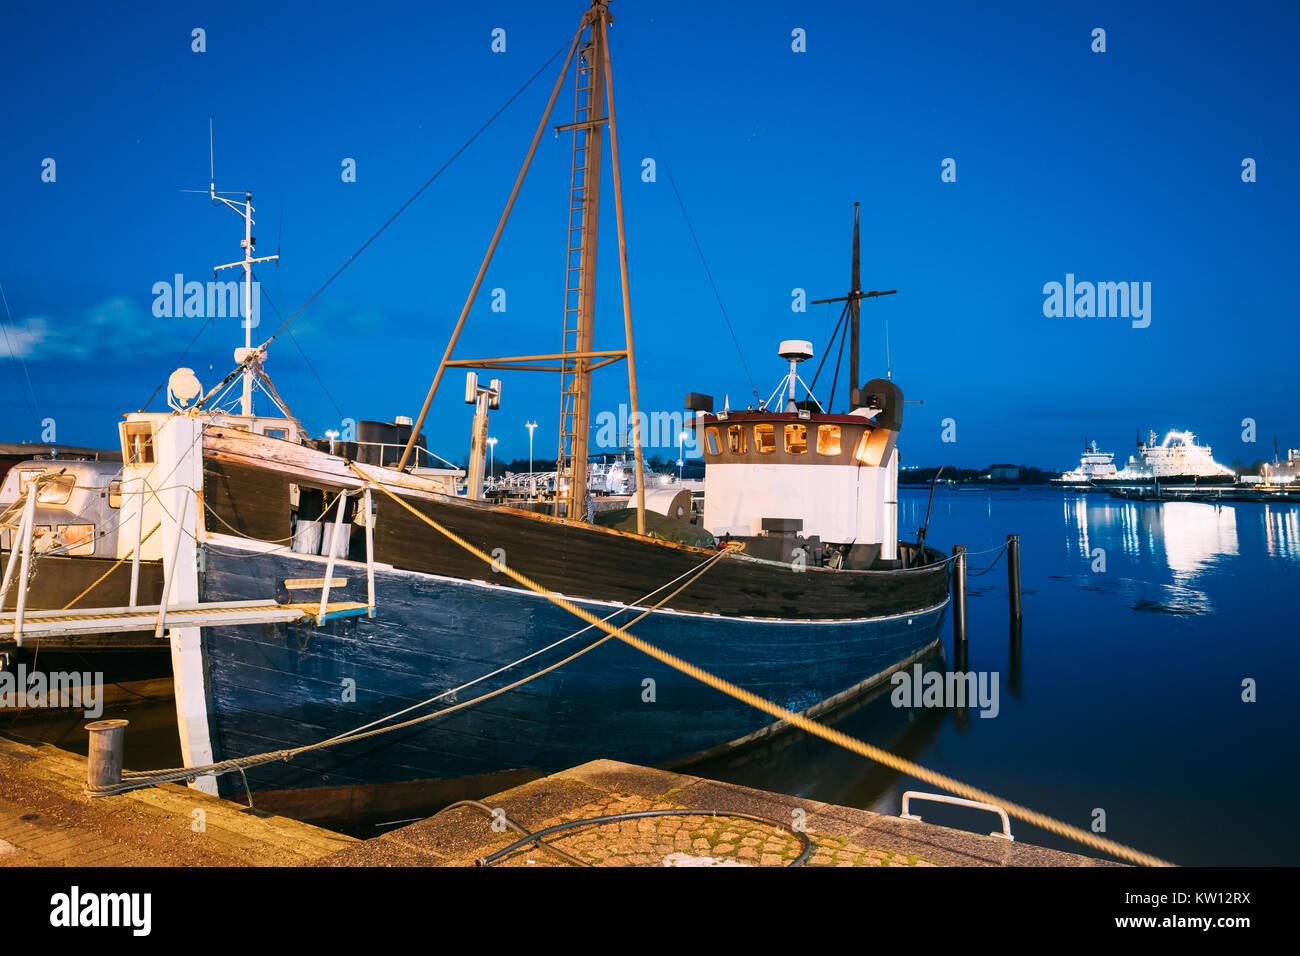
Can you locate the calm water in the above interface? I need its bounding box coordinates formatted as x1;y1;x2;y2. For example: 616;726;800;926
692;487;1300;866
7;487;1296;864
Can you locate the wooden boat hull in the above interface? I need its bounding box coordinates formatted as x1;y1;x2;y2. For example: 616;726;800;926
196;542;948;798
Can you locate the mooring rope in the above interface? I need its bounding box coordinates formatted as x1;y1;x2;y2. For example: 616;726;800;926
348;463;1173;867
85;544;732;795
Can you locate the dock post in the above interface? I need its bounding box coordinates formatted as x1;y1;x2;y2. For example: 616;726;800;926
86;719;129;793
951;545;967;645
1007;534;1022;623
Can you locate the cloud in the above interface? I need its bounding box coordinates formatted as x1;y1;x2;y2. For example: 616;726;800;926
1;295;206;362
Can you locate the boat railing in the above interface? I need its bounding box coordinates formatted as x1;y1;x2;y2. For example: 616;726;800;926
350;441;459;472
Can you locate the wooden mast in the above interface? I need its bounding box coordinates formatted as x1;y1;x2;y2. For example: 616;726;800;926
396;1;646;534
556;5;607;521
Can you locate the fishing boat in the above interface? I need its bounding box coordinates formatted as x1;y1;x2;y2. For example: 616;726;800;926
4;1;950;801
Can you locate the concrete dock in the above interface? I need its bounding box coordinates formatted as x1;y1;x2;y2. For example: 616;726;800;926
0;735;356;866
320;759;1117;867
0;733;1117;867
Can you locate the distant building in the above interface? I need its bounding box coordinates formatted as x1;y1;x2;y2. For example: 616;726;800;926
988;464;1020;480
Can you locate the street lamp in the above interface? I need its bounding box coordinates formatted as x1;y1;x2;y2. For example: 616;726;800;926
324;429;340;456
678;428;690;479
525;421;538;496
486;436;498;486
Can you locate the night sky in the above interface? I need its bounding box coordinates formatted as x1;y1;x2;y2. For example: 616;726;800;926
2;0;1296;470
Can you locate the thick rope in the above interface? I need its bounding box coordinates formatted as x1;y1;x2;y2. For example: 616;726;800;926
351;463;1173;867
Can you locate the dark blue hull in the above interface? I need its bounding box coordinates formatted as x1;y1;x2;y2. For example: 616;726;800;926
197;546;947;799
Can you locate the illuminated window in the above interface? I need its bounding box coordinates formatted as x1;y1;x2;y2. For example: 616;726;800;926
36;475;75;505
784;423;808;454
57;524;94;556
817;424;842;456
705;427;721;456
123;422;155;464
754;424;776;454
108;480;122;509
727;425;747;455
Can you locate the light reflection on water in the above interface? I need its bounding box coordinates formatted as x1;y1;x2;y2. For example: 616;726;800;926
712;487;1300;865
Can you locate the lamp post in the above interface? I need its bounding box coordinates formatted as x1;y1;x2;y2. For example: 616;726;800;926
678;429;690;479
324;429;340;456
525;421;538;496
486;436;497;488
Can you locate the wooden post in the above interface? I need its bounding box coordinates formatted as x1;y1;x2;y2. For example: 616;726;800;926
951;545;967;645
1006;533;1022;623
86;719;129;793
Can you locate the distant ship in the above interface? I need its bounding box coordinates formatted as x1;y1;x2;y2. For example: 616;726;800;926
1108;430;1235;485
1055;431;1236;487
1054;440;1118;485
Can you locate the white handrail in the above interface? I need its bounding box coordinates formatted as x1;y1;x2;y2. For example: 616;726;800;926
318;491;348;625
901;790;1014;841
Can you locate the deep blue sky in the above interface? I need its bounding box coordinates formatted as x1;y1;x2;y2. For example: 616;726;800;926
2;0;1296;469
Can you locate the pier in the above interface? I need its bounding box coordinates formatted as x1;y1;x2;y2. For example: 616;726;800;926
0;734;1114;867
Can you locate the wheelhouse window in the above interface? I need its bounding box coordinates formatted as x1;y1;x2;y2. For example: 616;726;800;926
817;424;842;456
754;423;776;454
704;427;721;456
263;427;288;441
36;474;75;505
123;422;155;464
57;524;94;556
727;424;747;455
784;423;808;454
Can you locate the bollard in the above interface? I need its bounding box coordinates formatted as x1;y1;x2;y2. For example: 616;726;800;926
86;719;129;794
951;545;967;645
1007;533;1022;622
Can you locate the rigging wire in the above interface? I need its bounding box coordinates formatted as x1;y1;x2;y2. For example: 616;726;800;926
623;77;760;401
141;40;569;413
0;282;42;435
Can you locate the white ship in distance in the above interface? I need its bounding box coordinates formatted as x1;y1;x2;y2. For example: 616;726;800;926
1055;440;1118;484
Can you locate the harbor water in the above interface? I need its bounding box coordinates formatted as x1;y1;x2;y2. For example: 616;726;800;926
693;487;1300;866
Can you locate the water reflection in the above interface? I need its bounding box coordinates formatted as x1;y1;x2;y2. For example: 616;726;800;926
1062;493;1300;615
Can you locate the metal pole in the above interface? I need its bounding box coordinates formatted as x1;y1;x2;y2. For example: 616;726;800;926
12;482;38;647
598;13;646;535
1007;533;1022;623
86;719;129;793
951;544;967;645
318;490;348;625
0;487;33;611
397;26;586;473
129;476;145;607
154;491;189;639
364;488;375;618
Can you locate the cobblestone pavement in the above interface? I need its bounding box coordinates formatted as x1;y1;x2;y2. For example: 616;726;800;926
488;792;941;867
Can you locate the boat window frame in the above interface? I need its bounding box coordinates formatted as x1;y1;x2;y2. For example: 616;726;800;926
754;423;777;454
727;424;747;455
108;480;122;509
817;424;842;456
56;523;95;556
704;427;721;456
36;474;76;505
123;421;155;464
784;423;808;455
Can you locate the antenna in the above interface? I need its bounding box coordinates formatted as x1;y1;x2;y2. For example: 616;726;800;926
209;117;215;192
